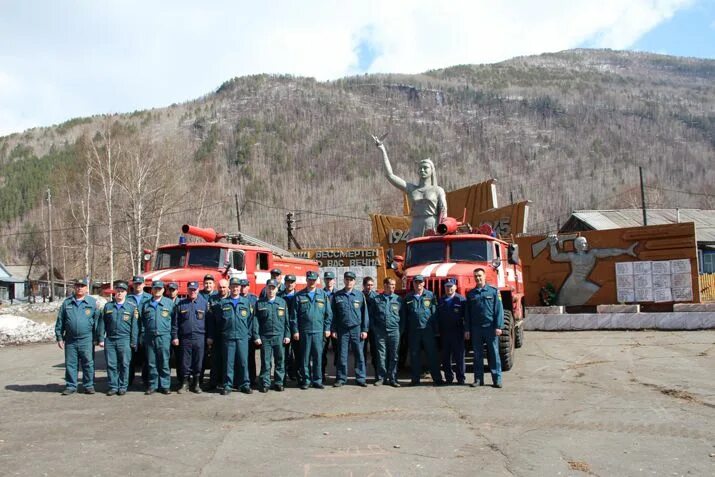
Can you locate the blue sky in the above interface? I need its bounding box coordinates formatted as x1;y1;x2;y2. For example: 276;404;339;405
0;0;713;136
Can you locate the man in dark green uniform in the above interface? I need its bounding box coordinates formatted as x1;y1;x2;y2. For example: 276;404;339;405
362;276;379;381
139;281;175;395
321;271;337;382
218;277;254;395
465;268;504;388
97;281;138;396
279;274;299;382
404;275;444;386
165;282;180;304
127;275;151;388
370;277;405;387
206;278;230;391
291;270;332;390
253;279;290;392
239;278;259;388
55;278;101;395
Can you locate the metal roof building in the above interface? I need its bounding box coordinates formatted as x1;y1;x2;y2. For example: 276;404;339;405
559;208;715;273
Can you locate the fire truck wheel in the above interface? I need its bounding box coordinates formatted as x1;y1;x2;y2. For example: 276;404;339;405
515;322;524;349
499;310;515;371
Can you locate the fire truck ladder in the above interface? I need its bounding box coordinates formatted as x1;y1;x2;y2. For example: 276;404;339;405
227;232;295;258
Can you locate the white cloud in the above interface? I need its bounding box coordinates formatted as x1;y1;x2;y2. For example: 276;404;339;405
0;0;696;136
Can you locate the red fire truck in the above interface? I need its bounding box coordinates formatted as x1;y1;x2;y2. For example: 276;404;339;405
389;219;525;370
142;225;319;295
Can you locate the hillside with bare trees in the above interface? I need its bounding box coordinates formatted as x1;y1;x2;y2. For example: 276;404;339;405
0;48;713;283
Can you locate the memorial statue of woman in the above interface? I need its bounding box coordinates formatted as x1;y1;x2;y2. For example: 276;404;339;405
372;135;447;238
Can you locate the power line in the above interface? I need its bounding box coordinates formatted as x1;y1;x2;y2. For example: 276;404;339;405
244;200;371;222
0;198;233;239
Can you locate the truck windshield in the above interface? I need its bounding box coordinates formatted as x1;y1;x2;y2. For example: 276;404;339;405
405;242;446;268
188;247;223;268
155;248;186;270
451;239;489;261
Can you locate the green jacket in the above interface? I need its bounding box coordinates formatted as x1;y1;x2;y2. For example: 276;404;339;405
290;288;332;335
139;297;175;341
253;296;290;340
55;295;101;342
97;300;139;346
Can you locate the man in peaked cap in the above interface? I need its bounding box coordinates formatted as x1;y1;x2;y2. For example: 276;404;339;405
238;278;259;388
403;275;444;386
127;275;151;388
330;271;369;387
218;277;254;395
436;279;467;385
165;282;180;304
279;274;300;382
321;270;337;382
172;281;210;394
55;278;101;395
97;281;139;396
139;280;175;394
292;270;332;389
253;279;290;392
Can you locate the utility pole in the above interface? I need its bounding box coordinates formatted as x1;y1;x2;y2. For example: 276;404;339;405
46;189;55;301
639;166;647;226
234;193;242;232
286;212;295;250
286;212;301;251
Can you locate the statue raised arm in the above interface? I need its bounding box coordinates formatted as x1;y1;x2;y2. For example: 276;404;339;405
372;134;447;238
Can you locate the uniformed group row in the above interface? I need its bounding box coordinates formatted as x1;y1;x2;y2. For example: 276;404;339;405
54;267;506;396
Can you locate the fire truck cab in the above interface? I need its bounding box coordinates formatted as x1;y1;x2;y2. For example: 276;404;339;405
392;223;525;370
142;225;319;296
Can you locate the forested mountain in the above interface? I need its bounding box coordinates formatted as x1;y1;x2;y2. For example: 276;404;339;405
0;49;713;282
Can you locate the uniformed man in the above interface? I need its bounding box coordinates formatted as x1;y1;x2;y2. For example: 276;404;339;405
465;268;504;388
237;278;258;388
259;268;285;299
437;279;467;385
404;275;444;386
172;281;209;394
253;279;290;392
165;282;180;304
127;275;151;388
218;277;254;395
54;278;101;395
279;274;299;382
362;276;379;380
321;271;337;381
291;270;332;390
331;271;369;387
139;281;174;395
199;274;217;302
97;281;138;396
206;278;230;391
370;277;405;387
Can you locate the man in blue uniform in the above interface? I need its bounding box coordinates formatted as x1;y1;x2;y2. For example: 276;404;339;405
291;270;332;390
206;278;230;391
253;279;291;392
259;268;286;299
97;281;138;396
127;275;151;387
465;268;504;388
218;277;254;395
55;278;101;395
279;274;299;382
172;281;209;394
404;275;444;386
370;277;405;387
437;279;466;385
362;276;379;381
331;271;369;387
321;271;337;382
239;278;259;388
139;281;175;395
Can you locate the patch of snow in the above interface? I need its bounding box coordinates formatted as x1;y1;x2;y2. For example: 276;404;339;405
0;315;55;346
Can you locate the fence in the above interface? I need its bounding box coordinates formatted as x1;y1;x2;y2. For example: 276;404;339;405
700;274;715;302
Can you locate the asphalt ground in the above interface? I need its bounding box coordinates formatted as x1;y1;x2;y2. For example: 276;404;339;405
0;331;714;476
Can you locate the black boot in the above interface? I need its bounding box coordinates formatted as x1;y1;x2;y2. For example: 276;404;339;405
177;379;189;394
192;376;202;394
